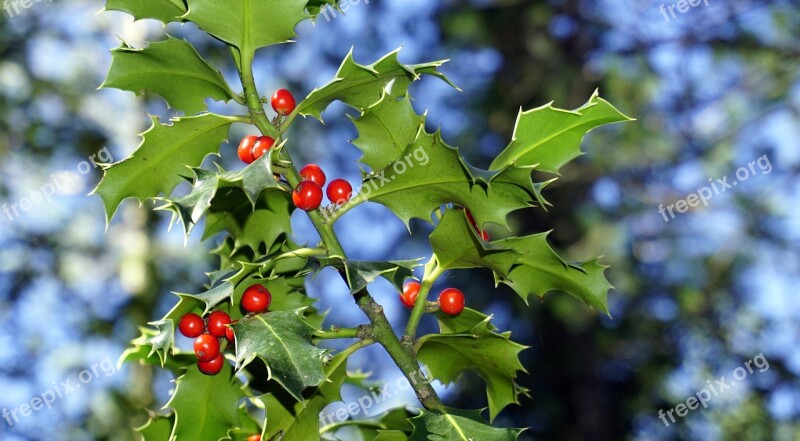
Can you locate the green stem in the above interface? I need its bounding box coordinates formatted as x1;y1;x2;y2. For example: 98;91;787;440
312;327;362;340
238;47;279;139
336;338;375;361
403;258;444;349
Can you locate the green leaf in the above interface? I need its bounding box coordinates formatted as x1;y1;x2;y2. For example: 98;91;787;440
102;37;237;115
495;234;612;314
92;113;232;220
317;257;421;293
349;408;415;441
428;209;517;275
164;363;243;441
158;155;289;246
104;0;186;23
135;413;174;441
348;93;426;172
261;355;348;440
183;0;308;51
345;131;543;229
225;404;263;441
416;309;529;422
407;408;523;441
428;209;611;314
297;49;455;121
490;90;633;174
232;309;327;401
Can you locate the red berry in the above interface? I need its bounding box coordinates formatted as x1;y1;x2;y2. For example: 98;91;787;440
206;311;232;338
225;320;237;344
464;209;489;241
439;288;465;316
246;436;261;441
400;281;420;309
238;136;258;164
178;313;205;338
292;181;323;211
252;136;275;161
242;285;272;314
271;89;296;115
194;334;220;362
198;353;225;376
326;179;353;205
299;164;326;187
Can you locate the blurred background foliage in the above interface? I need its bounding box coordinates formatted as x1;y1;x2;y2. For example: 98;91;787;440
1;0;799;440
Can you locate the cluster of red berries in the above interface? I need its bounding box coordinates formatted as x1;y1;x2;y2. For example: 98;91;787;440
233;88;353;213
293;164;353;211
177;285;273;376
400;282;465;316
236;89;296;165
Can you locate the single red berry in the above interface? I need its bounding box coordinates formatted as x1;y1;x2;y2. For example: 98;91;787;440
271;89;296;115
198;353;225;376
400;281;420;309
299;164;326;187
439;288;465;316
225;320;237;344
326;179;353;205
206;311;232;338
464;209;489;241
242;285;272;314
238;136;258;164
246;435;261;441
178;313;205;338
251;136;275;161
292;181;323;211
194;334;221;362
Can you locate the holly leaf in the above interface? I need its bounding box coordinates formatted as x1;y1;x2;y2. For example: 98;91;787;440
104;0;186;23
135;413;174;441
164;363;242;441
348;408;415;440
429;209;611;314
158;155;288;244
92;113;232;220
318;257;421;293
417;309;529;422
344;130;543;229
183;0;308;51
429;209;517;275
408;408;522;441
490;90;633;174
225;404;263;441
232;309;327;401
495;234;612;314
261;354;348;440
297;49;455;121
349;93;426;172
203;186;293;254
102;37;237;115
